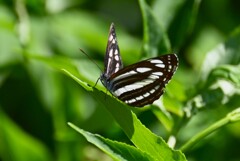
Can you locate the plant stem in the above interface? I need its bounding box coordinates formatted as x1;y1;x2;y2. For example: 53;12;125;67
180;107;240;153
180;115;229;153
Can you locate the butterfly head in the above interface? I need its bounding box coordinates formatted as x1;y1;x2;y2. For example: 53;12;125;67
100;73;114;92
100;73;107;86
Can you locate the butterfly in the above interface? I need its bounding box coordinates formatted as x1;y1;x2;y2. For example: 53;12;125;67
100;23;178;107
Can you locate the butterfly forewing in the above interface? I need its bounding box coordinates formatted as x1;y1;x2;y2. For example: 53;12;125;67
100;23;179;107
103;23;123;78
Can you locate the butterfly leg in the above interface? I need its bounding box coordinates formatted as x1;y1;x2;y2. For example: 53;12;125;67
93;77;100;87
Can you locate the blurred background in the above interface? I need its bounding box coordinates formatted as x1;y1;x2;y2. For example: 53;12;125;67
0;0;240;161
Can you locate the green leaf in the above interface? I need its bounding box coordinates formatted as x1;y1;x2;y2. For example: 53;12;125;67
0;6;22;68
152;105;174;132
29;54;187;161
184;65;240;117
0;110;51;161
80;84;187;161
139;0;171;57
200;27;240;80
27;54;95;91
168;0;201;49
49;11;141;64
152;0;186;29
184;28;240;118
207;65;240;87
68;123;155;161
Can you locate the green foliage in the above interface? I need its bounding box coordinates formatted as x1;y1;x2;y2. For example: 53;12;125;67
0;111;52;161
30;50;186;161
68;123;155;161
1;0;240;161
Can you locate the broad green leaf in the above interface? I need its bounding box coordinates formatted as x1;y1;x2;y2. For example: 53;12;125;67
29;54;187;161
168;0;201;49
185;26;224;70
200;27;240;80
49;11;141;64
0;110;51;161
0;6;22;68
151;105;174;132
68;123;155;161
184;65;240;118
139;0;171;57
89;89;186;161
207;65;240;88
184;27;240;118
66;73;187;161
152;0;186;29
27;54;94;91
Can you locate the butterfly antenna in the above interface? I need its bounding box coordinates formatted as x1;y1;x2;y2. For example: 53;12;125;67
79;48;103;73
79;49;103;87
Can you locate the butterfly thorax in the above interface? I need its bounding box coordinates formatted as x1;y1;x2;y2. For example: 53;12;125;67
100;73;114;92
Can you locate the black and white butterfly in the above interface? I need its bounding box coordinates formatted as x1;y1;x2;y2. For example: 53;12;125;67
100;23;178;107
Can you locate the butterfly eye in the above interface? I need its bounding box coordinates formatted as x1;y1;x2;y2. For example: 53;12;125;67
100;23;178;107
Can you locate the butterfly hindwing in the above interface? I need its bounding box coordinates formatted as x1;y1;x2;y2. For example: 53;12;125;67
100;23;179;107
109;54;178;107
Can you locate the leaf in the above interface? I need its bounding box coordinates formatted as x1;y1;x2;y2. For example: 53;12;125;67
139;0;171;57
0;110;51;161
200;27;240;80
152;0;186;29
167;0;201;49
0;6;22;67
83;86;187;161
28;54;95;91
207;65;240;87
50;11;141;64
184;64;240;118
29;54;187;161
151;105;174;132
184;28;240;117
68;123;155;161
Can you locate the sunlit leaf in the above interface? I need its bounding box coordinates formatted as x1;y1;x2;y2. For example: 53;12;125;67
29;54;186;161
68;123;155;161
139;0;171;57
